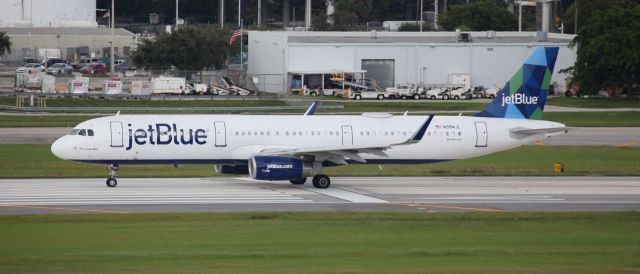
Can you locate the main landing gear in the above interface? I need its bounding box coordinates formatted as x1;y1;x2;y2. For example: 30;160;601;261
289;174;331;189
106;164;119;188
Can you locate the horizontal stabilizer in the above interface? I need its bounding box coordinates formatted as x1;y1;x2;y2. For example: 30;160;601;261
510;127;570;135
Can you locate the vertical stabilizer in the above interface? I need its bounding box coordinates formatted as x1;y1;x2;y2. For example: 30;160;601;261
476;47;559;120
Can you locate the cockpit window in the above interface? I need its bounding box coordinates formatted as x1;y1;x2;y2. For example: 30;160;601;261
87;129;94;136
68;129;80;135
78;129;87;136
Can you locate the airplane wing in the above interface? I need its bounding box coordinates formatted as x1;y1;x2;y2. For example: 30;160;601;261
258;115;434;165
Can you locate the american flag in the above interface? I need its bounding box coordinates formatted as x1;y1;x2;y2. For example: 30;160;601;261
103;10;110;18
229;29;242;45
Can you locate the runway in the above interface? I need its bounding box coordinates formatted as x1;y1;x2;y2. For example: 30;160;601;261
1;177;639;214
1;127;638;146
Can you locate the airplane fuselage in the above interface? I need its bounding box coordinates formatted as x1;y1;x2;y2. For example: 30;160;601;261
51;114;563;165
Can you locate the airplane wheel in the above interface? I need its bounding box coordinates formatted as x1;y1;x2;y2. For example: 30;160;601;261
312;175;330;189
106;178;117;188
289;177;307;185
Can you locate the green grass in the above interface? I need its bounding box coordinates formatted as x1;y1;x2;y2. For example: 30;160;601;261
0;212;639;273
1;145;638;178
547;97;640;109
2;111;640;127
542;112;640;127
0;97;287;108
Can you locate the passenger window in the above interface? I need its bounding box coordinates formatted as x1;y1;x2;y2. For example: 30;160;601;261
87;129;94;136
78;129;87;136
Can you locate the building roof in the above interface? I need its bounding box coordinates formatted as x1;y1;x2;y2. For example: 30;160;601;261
0;27;134;37
262;31;575;44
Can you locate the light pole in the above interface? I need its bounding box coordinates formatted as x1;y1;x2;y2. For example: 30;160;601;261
419;0;423;32
175;0;179;30
238;0;242;28
110;0;115;76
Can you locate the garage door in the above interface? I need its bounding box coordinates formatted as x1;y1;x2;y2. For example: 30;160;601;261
362;59;395;88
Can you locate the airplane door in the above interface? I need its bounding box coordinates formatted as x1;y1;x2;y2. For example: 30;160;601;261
341;125;353;146
474;122;488;147
110;121;123;147
214;121;226;147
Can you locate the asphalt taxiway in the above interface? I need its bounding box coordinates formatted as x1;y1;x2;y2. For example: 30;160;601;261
1;127;638;146
1;177;639;214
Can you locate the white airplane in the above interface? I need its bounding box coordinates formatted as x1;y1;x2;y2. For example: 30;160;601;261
52;47;568;189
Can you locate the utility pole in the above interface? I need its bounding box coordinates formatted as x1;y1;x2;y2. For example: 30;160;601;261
238;0;242;28
434;0;438;30
175;0;179;30
110;0;115;76
305;0;311;30
218;0;224;29
258;0;262;26
420;0;423;32
518;1;522;32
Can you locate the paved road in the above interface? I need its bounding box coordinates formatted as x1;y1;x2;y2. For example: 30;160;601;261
1;177;639;214
1;127;637;146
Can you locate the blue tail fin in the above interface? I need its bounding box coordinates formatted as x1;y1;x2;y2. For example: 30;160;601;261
476;47;559;120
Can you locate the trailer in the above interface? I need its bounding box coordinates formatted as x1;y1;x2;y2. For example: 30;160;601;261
103;80;123;95
69;77;90;94
131;80;152;95
151;77;190;94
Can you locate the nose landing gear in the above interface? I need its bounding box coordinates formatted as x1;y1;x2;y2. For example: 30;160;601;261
106;164;119;188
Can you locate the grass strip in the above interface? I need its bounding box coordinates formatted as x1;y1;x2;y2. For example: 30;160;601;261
0;212;638;274
0;145;638;178
2;111;640;127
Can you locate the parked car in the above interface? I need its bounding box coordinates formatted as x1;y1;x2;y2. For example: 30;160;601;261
72;57;100;69
114;59;137;73
15;63;45;73
22;57;39;65
46;63;74;75
44;58;66;68
80;63;108;75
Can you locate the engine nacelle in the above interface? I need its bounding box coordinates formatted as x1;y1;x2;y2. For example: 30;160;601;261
249;156;312;181
214;164;249;175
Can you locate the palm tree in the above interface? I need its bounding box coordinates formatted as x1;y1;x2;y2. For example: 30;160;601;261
0;32;12;57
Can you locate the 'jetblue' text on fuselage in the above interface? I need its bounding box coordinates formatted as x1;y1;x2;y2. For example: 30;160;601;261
126;123;207;150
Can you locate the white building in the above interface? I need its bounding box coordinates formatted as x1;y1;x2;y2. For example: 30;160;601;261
0;0;97;28
247;31;576;94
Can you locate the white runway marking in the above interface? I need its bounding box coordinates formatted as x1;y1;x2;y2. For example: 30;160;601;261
294;185;388;203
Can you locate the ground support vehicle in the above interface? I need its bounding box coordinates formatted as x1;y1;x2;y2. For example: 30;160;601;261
425;87;450;100
449;86;473;100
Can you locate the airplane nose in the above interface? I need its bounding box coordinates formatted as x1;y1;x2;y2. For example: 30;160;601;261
51;137;67;159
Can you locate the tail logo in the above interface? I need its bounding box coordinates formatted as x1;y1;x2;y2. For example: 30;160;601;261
501;94;538;107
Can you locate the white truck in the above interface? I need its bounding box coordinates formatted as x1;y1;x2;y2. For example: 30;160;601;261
151;77;191;94
350;88;394;100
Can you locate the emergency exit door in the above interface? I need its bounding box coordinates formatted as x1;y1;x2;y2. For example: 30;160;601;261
475;122;488;147
342;125;353;146
214;121;226;147
110;121;123;147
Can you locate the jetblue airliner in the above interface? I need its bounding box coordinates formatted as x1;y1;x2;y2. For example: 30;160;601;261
51;47;567;189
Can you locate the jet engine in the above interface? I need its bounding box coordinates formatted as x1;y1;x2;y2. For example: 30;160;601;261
249;156;313;181
214;164;249;175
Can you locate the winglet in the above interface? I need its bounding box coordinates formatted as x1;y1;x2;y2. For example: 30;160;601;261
395;115;434;146
304;101;319;116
